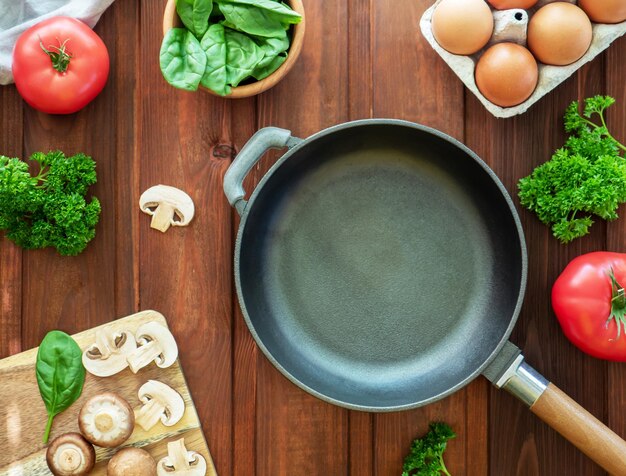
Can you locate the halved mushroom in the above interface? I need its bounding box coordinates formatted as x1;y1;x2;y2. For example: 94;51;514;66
82;328;137;377
139;185;195;232
126;322;178;373
134;380;185;431
157;438;207;476
46;433;95;476
78;392;135;448
108;447;157;476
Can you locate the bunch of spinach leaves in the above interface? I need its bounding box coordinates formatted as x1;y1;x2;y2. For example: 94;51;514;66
160;0;302;95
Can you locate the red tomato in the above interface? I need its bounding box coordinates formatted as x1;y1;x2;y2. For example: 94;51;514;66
12;17;109;114
552;252;626;361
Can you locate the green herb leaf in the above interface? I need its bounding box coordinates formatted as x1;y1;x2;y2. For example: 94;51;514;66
176;0;213;38
200;24;231;95
0;151;100;255
36;330;85;443
218;3;286;38
160;28;207;91
250;33;289;80
518;95;626;243
224;28;266;86
217;0;302;24
402;422;455;476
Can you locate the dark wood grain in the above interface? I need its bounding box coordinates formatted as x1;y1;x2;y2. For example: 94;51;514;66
1;1;626;475
0;86;22;359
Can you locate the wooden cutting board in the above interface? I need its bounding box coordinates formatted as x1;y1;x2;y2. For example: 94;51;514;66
0;310;217;475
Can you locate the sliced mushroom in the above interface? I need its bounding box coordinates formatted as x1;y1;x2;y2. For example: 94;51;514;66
157;438;207;476
46;433;95;476
134;380;185;431
82;328;137;377
78;392;135;448
108;447;157;476
126;322;178;373
139;185;195;232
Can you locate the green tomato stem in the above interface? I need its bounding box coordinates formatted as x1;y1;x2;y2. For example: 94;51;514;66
39;38;72;74
43;413;54;443
608;267;626;340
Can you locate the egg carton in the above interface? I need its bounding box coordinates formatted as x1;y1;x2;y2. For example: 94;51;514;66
420;0;626;118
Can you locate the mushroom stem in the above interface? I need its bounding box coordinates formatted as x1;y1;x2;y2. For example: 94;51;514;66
150;202;176;232
169;439;192;469
94;329;118;359
134;398;166;431
127;340;162;373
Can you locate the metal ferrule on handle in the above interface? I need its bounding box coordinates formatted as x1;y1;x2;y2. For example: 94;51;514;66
493;355;547;406
223;127;301;216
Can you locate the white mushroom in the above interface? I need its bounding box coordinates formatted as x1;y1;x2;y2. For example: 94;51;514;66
134;380;185;431
82;328;137;377
126;322;179;373
78;393;135;448
157;438;207;476
139;185;195;232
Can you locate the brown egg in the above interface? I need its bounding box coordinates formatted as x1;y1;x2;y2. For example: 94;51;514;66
475;43;538;107
579;0;626;24
528;3;592;66
487;0;538;9
432;0;494;55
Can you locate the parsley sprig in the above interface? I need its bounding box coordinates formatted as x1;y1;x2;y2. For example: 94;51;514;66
0;151;100;255
518;96;626;243
402;422;456;476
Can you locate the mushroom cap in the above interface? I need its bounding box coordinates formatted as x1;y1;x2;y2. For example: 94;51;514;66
157;439;207;476
138;380;186;426
136;322;179;368
108;447;157;476
82;329;137;377
78;392;135;448
139;185;195;226
46;432;95;476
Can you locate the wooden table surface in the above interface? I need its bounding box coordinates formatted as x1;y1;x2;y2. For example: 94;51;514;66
1;1;625;475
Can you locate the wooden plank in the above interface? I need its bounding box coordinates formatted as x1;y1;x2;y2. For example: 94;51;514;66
464;51;609;474
250;1;351;475
0;85;23;359
20;3;138;349
0;311;216;475
231;98;258;476
139;1;234;474
371;1;469;474
606;35;626;459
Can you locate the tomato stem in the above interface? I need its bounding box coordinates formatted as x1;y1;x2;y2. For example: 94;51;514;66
607;267;626;340
39;37;72;73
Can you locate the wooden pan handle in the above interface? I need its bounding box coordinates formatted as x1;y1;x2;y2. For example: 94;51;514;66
530;383;626;475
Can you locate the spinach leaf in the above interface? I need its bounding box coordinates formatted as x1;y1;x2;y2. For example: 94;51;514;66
218;0;302;24
224;28;266;86
160;28;207;91
251;34;289;80
176;0;213;38
252;52;286;80
36;330;85;443
218;3;286;38
200;24;231;96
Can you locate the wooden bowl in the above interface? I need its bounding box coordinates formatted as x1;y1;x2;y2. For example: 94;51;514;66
163;0;305;98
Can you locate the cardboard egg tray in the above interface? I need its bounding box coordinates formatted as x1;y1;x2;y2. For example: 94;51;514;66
420;0;626;118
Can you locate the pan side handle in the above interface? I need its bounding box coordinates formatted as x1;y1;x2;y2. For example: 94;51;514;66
223;127;302;216
498;357;626;474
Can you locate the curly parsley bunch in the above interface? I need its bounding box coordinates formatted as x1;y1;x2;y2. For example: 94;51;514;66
0;151;100;255
518;96;626;243
402;422;456;476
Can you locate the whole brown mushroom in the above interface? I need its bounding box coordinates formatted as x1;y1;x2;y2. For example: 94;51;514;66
46;432;95;476
108;447;157;476
78;392;135;448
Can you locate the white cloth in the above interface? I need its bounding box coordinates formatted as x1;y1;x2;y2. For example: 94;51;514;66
0;0;115;84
